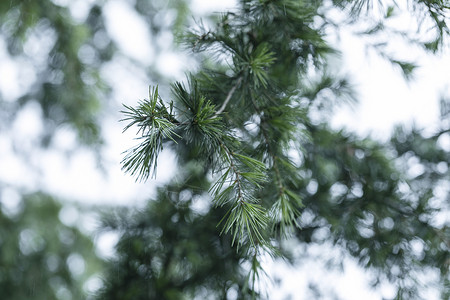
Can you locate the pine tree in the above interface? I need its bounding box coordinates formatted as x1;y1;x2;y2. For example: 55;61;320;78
121;0;338;250
101;0;449;299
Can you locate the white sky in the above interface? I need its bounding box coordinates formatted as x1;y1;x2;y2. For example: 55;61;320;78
0;0;448;299
332;30;449;139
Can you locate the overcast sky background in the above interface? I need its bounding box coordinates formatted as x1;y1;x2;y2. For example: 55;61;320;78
0;0;448;299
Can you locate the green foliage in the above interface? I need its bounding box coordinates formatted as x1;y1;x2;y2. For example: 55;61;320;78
2;0;448;299
0;1;113;146
122;0;332;250
0;192;102;300
97;170;260;300
0;1;196;299
119;0;450;298
121;87;180;181
0;0;193;148
294;105;449;298
121;80;271;249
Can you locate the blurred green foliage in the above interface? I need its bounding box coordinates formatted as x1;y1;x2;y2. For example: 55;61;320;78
0;1;113;145
98;164;257;299
0;0;190;147
298;123;449;298
0;191;102;299
0;0;193;298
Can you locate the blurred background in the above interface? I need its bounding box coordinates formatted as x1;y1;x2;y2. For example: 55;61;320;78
0;0;448;299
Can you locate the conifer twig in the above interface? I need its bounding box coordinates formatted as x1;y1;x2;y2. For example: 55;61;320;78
214;76;243;116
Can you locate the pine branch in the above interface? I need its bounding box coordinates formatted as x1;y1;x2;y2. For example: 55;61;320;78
120;87;181;181
209;141;271;249
249;92;303;235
